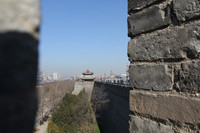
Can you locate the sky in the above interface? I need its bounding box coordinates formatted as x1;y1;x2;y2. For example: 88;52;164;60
39;0;129;78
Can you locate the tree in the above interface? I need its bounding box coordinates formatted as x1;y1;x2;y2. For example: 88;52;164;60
35;80;75;125
49;89;95;133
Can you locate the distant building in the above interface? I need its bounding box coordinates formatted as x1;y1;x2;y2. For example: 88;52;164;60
80;70;95;82
70;76;74;81
43;76;47;81
72;70;95;98
47;76;52;81
53;72;58;81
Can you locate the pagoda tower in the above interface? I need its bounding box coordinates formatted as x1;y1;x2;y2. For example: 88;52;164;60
72;70;95;97
80;70;95;82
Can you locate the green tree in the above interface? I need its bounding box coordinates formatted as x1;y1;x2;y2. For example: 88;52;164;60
47;89;96;133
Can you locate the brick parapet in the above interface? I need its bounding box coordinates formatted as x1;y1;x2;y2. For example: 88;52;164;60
128;0;200;132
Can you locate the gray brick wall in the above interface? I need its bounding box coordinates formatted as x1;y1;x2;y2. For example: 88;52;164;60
128;0;200;132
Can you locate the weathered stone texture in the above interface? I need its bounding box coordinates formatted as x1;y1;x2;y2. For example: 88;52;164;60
128;0;200;132
0;0;40;133
130;91;200;124
174;61;200;92
173;0;200;21
128;0;163;13
128;4;170;37
129;64;172;91
128;21;200;62
130;116;174;133
0;0;40;36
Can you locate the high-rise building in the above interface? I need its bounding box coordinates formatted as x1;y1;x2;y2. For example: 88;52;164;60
53;72;58;81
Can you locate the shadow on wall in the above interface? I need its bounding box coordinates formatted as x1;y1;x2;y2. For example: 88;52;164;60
0;32;38;133
92;82;130;133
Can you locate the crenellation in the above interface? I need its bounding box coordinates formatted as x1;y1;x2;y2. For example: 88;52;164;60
0;0;40;133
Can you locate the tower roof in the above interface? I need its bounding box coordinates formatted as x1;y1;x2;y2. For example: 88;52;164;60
82;70;93;75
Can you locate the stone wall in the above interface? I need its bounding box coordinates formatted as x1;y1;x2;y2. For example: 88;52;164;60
72;81;94;98
92;82;130;133
0;0;40;133
128;0;200;132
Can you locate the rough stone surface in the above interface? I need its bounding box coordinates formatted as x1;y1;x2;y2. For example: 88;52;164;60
173;0;200;21
128;0;163;13
128;21;200;62
0;0;40;37
128;0;200;132
130;91;200;124
130;116;174;133
128;4;170;37
174;61;200;92
0;0;40;133
129;64;172;91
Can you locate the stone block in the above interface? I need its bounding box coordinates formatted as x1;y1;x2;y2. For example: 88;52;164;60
130;91;200;124
128;0;164;13
130;116;174;133
0;0;40;133
128;21;200;62
129;64;172;91
0;0;40;36
128;4;170;37
174;61;200;92
173;0;200;21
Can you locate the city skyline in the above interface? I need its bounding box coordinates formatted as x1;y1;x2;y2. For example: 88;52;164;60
39;68;129;81
39;0;129;78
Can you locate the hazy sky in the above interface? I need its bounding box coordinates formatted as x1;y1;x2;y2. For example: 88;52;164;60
39;0;129;78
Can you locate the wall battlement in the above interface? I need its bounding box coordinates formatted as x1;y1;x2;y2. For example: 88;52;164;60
128;0;200;132
92;82;130;133
0;0;40;133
